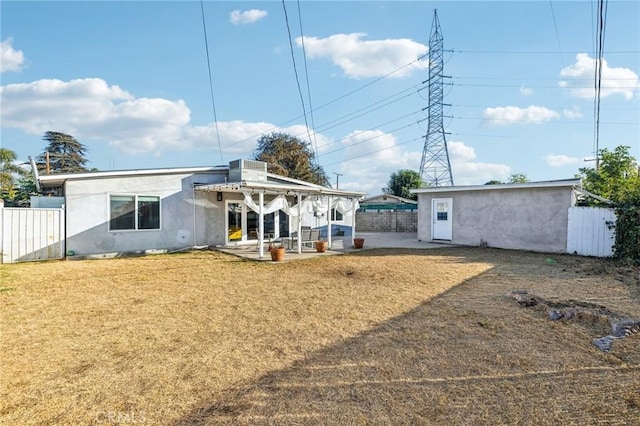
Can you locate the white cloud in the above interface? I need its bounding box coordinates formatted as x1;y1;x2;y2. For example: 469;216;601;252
230;9;267;25
520;86;533;96
1;38;25;73
297;33;428;79
0;77;334;157
562;106;583;119
483;105;560;125
1;78;191;154
448;141;511;185
336;130;418;194
544;154;581;167
335;135;510;193
559;53;639;100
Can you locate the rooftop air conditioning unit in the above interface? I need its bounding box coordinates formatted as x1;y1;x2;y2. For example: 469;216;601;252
228;159;268;182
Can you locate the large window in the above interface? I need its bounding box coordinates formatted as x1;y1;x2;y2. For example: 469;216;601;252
110;195;160;231
331;208;343;221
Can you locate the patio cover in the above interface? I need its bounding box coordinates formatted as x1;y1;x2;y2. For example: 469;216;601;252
195;179;365;258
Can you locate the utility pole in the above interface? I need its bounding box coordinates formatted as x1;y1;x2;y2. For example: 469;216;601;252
419;9;454;187
333;172;343;189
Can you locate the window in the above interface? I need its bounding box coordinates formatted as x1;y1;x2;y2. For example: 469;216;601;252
110;195;160;230
331;208;343;221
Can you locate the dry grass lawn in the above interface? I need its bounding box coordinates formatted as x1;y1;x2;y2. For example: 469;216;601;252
1;247;639;425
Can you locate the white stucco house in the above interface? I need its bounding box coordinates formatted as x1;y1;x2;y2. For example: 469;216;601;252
411;178;602;254
35;159;365;259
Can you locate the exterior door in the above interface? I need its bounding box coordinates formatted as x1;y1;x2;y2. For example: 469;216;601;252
432;198;452;240
227;202;244;244
225;201;280;245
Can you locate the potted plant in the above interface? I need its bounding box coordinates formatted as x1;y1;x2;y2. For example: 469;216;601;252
353;237;365;249
269;242;286;261
315;237;328;253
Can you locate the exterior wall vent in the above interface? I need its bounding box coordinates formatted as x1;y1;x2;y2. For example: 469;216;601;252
229;159;268;182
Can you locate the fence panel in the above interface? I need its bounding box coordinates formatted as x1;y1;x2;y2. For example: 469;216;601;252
567;207;615;257
1;207;65;263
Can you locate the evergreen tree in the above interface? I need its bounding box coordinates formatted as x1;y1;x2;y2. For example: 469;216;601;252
36;131;90;173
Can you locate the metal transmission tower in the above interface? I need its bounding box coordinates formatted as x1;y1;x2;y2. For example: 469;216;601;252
419;9;454;187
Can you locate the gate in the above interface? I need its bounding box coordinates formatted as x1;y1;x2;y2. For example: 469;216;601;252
567;207;615;257
0;207;65;263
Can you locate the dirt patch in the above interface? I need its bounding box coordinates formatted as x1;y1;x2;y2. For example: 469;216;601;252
1;247;638;424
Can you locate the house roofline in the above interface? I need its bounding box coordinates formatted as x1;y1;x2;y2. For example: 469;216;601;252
410;178;582;194
38;166;228;187
196;180;365;198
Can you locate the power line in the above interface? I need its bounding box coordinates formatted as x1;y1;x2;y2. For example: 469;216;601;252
199;0;224;164
593;0;609;169
296;0;320;162
323;135;424;168
232;79;427;159
453;49;636;54
281;0;316;165
549;1;566;68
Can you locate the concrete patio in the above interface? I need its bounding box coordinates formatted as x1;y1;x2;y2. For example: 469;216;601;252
216;232;453;262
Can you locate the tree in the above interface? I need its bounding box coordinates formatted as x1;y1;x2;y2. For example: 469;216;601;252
253;132;329;186
0;148;27;204
578;145;640;264
14;174;39;207
36;131;90;173
578;145;639;203
484;174;529;185
382;169;423;200
508;173;529;184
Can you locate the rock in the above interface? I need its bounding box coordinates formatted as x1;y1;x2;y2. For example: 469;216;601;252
548;310;564;321
612;320;640;337
593;336;616;352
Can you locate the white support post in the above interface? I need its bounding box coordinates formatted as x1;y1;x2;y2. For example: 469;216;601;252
297;192;302;254
351;197;357;242
327;195;333;249
258;191;264;258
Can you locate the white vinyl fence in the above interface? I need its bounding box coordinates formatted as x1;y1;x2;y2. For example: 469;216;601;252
567;206;615;257
1;207;65;263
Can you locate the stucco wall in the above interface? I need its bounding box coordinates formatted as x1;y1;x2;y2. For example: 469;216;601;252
64;172;226;257
417;186;575;253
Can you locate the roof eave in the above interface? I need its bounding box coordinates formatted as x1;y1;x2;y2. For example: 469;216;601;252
411;178;582;194
196;180;365;198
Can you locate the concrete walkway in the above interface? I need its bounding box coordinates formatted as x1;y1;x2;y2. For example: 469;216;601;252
216;232;453;262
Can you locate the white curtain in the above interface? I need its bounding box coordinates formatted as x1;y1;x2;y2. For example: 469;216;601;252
242;192;359;221
242;192;289;214
332;197;359;215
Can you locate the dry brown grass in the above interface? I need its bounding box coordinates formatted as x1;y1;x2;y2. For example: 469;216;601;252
1;247;638;425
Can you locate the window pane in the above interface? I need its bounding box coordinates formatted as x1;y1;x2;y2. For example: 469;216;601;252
110;195;135;230
138;196;160;229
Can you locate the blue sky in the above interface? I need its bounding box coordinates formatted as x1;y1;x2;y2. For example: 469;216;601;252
1;1;638;194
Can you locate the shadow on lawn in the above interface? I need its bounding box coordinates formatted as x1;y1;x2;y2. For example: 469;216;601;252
176;251;640;425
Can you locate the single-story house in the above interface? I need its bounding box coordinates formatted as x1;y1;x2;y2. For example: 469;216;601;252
411;178;585;253
35;159;365;259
